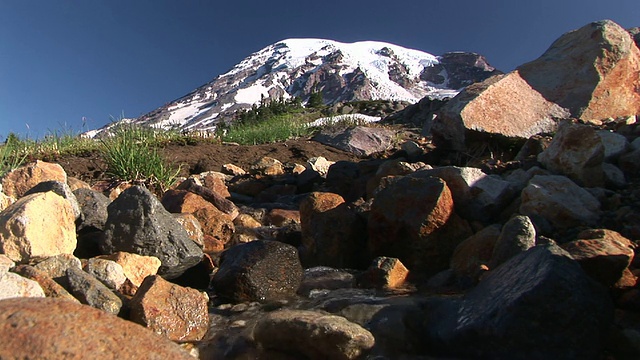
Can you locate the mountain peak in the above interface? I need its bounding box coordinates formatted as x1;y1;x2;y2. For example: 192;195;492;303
128;38;500;132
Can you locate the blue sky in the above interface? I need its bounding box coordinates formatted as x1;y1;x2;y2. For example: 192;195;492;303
0;0;637;140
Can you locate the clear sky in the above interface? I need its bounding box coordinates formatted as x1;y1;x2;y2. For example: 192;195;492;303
0;0;637;140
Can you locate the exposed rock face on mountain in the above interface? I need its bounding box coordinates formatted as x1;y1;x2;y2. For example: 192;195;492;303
129;39;499;132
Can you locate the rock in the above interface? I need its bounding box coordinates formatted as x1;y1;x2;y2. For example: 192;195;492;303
367;158;429;197
489;215;536;268
0;191;15;212
83;258;126;290
518;20;640;123
520;175;601;230
162;189;235;246
23;180;82;220
199;171;231;198
250;156;284;176
0;298;193;359
368;175;472;275
0;269;45;300
73;188;110;232
537;121;605;187
266;208;300;226
222;163;246;176
129;275;209;341
618;148;640;176
66;176;90;191
101;186;203;279
97;252;161;289
12;265;79;302
0;192;76;263
175;177;239;219
300;192;368;268
65;267;122;315
211;240;303;302
313;126;397;156
431;71;569;151
413;166;516;222
0;255;13;274
358;257;409;289
253;309;375;360
305;156;335;177
1;160;67;199
597;130;629;160
561;229;635;287
173;212;205;249
32;254;82;287
450;224;501;279
420;51;501;89
429;245;613;358
298;267;356;297
603;162;627;188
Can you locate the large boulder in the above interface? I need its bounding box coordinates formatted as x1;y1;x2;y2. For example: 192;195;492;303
520;175;601;230
537;121;605;187
431;71;569;151
518;20;640;123
368;175;472;275
299;192;367;268
100;186;203;279
1;160;67;199
0;298;193;359
0;192;76;263
129;275;209;342
428;245;613;358
313;126;397;156
210;240;303;302
253;309;375;360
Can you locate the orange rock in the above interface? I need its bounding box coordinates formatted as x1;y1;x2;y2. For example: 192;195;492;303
1;160;67;199
98;251;161;288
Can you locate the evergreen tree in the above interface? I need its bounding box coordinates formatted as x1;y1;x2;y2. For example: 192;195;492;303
307;91;324;108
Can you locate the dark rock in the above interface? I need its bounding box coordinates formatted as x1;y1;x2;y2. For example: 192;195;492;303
101;186;203;279
421;51;502;89
426;244;613;359
73;188;110;232
65;267;122;315
211;240;303;302
489;215;536;268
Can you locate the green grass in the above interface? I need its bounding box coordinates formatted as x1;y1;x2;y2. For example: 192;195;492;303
219;112;320;145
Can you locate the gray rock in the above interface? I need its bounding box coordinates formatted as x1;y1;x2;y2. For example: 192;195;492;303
32;254;82;288
489;215;536;268
597;130;629;160
83;258;126;290
65;267;122;315
618;147;640;175
211;240;303;302
23;180;81;220
428;245;613;359
312;126;397;156
100;186;203;279
253;309;375;360
603;162;627;188
73;188;110;231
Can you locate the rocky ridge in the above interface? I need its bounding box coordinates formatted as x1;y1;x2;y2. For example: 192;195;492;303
1;19;640;359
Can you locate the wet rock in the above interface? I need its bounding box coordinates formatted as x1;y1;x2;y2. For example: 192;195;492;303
12;265;79;302
162;189;235;246
66;267;122;315
73;188;110;232
97;251;161;289
450;224;501;279
83;258;126;290
1;160;67;199
0;297;193;359
101;186;203;279
313;126;397;156
368;175;472;275
23;180;82;220
561;229;635;287
253;309;375;360
0;192;76;263
489;215;536;268
432;72;569;151
300;192;367;268
537;121;605;187
129;275;209;342
520;175;600;230
518;20;640;123
358;257;409;289
298;266;356;297
428;245;613;358
211;240;303;302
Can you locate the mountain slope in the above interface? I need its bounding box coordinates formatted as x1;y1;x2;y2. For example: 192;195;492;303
131;38;500;132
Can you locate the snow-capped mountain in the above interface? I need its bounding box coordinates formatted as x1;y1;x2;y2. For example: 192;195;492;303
129;38;500;132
